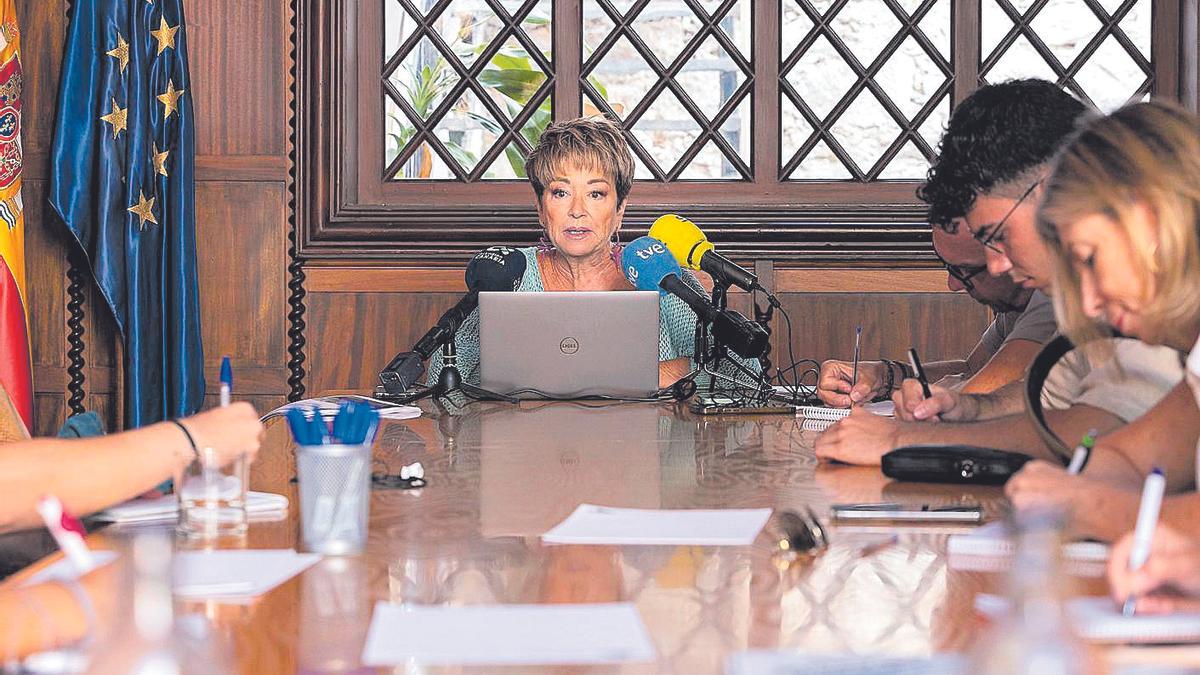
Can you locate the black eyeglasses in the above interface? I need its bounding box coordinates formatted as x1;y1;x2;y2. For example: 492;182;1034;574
936;253;988;292
975;179;1043;254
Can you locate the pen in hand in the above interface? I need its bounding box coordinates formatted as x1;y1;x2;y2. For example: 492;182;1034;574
219;355;233;408
1066;428;1098;475
907;348;940;421
1123;467;1166;617
850;325;862;405
36;494;95;574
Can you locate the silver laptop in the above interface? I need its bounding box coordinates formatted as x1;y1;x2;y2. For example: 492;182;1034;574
478;291;661;398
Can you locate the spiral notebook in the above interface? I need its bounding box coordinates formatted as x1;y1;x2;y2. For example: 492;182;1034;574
948;521;1109;577
798;401;895;432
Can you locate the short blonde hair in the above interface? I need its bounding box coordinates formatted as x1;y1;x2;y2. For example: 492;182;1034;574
525;116;634;205
1038;101;1200;347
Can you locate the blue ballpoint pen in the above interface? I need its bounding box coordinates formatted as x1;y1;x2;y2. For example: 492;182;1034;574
219;356;233;408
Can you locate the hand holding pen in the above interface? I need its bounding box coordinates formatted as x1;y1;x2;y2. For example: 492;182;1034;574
1120;467;1167;616
1108;521;1200;616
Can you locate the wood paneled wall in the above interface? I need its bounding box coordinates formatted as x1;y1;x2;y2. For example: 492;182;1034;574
20;0;292;434
21;2;989;425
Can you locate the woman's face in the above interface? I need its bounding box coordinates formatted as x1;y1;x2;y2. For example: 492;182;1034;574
1058;203;1156;338
537;162;625;261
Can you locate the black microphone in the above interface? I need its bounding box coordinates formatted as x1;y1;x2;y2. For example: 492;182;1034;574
622;237;768;359
649;214;762;293
379;246;527;393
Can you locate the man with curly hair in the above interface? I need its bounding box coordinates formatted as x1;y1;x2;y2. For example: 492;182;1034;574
815;79;1182;467
817;79;1069;408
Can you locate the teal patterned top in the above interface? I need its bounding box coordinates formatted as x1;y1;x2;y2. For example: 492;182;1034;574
428;247;759;387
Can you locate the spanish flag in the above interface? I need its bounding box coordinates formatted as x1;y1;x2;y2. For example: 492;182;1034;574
0;2;30;432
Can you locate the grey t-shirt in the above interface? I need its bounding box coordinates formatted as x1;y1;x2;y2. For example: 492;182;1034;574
1041;338;1184;422
978;290;1058;358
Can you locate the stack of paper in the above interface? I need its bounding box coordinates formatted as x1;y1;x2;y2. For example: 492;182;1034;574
95;491;289;524
976;594;1200;644
360;602;656;666
26;549;319;601
541;504;772;546
948;522;1109;576
798;401;895;432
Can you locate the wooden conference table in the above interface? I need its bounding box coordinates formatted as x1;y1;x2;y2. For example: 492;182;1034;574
29;397;1190;673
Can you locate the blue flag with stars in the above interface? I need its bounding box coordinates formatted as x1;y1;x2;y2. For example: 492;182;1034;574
49;0;205;427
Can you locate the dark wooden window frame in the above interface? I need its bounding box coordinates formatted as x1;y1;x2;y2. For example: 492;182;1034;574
294;0;1198;263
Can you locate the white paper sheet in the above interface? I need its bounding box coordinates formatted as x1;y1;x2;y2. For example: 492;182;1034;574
948;521;1109;576
360;602;656;666
541;504;772;546
94;491;289;524
25;549;317;601
729;650;966;675
173;549;319;598
976;594;1200;644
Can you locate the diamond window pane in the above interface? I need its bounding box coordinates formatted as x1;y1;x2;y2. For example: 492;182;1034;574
586;35;657;121
389;37;461;121
631;90;702;175
1075;35;1146;111
384;1;417;61
631;4;704;68
583;2;617;56
783;35;855;120
434;88;493;175
918;94;949;152
780;95;814;169
676;35;746;121
980;0;1013;60
917;0;951;61
1030;0;1102;68
519;0;553;56
830;91;897;174
877;140;929;179
789;140;852;180
829;0;903;67
384;95;416;169
781;2;815;61
435;0;505;68
479;37;549;122
482;142;523;179
984;34;1058;83
678;139;738;180
721;2;751;61
876;36;945;121
723;95;751;171
1120;1;1151;59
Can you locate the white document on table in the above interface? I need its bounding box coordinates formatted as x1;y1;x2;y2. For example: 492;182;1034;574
360;602;656;666
729;650;966;674
173;549;319;599
976;594;1200;644
948;521;1109;576
94;490;289;524
541;504;772;546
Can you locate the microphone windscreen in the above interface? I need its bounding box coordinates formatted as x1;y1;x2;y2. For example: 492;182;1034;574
648;214;713;270
466;246;528;292
621;236;681;294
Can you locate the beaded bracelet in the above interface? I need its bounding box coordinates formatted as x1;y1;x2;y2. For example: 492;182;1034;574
878;359;897;401
168;419;201;463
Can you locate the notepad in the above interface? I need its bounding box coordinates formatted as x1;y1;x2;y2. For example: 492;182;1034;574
728;650;967;674
360;602;656;666
261;395;421;422
797;401;895;432
948;521;1109;576
94;490;290;524
976;594;1200;644
541;504;772;546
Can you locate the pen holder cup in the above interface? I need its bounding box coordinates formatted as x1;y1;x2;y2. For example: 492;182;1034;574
296;443;372;555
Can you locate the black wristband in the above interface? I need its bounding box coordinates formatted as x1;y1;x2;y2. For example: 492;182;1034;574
168;419;201;463
876;360;897;402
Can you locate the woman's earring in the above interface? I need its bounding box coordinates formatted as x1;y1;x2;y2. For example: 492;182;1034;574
538;228;554;252
610;230;621;264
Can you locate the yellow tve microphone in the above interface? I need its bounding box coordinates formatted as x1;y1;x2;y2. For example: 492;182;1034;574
648;214;761;292
649;214;713;271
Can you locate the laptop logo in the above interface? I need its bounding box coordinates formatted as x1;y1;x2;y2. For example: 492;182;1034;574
559;337;579;355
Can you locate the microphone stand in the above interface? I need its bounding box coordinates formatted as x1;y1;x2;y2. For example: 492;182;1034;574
673;279;776;406
391;341;518;406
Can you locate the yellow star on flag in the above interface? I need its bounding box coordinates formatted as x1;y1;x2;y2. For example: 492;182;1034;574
150;16;179;55
157;80;185;120
106;34;130;74
99;98;128;139
152;143;170;177
128;190;158;229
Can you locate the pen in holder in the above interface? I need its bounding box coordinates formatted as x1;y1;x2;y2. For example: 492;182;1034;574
296;442;372;555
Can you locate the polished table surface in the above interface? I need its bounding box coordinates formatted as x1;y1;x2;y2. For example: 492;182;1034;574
22;398;1193;673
